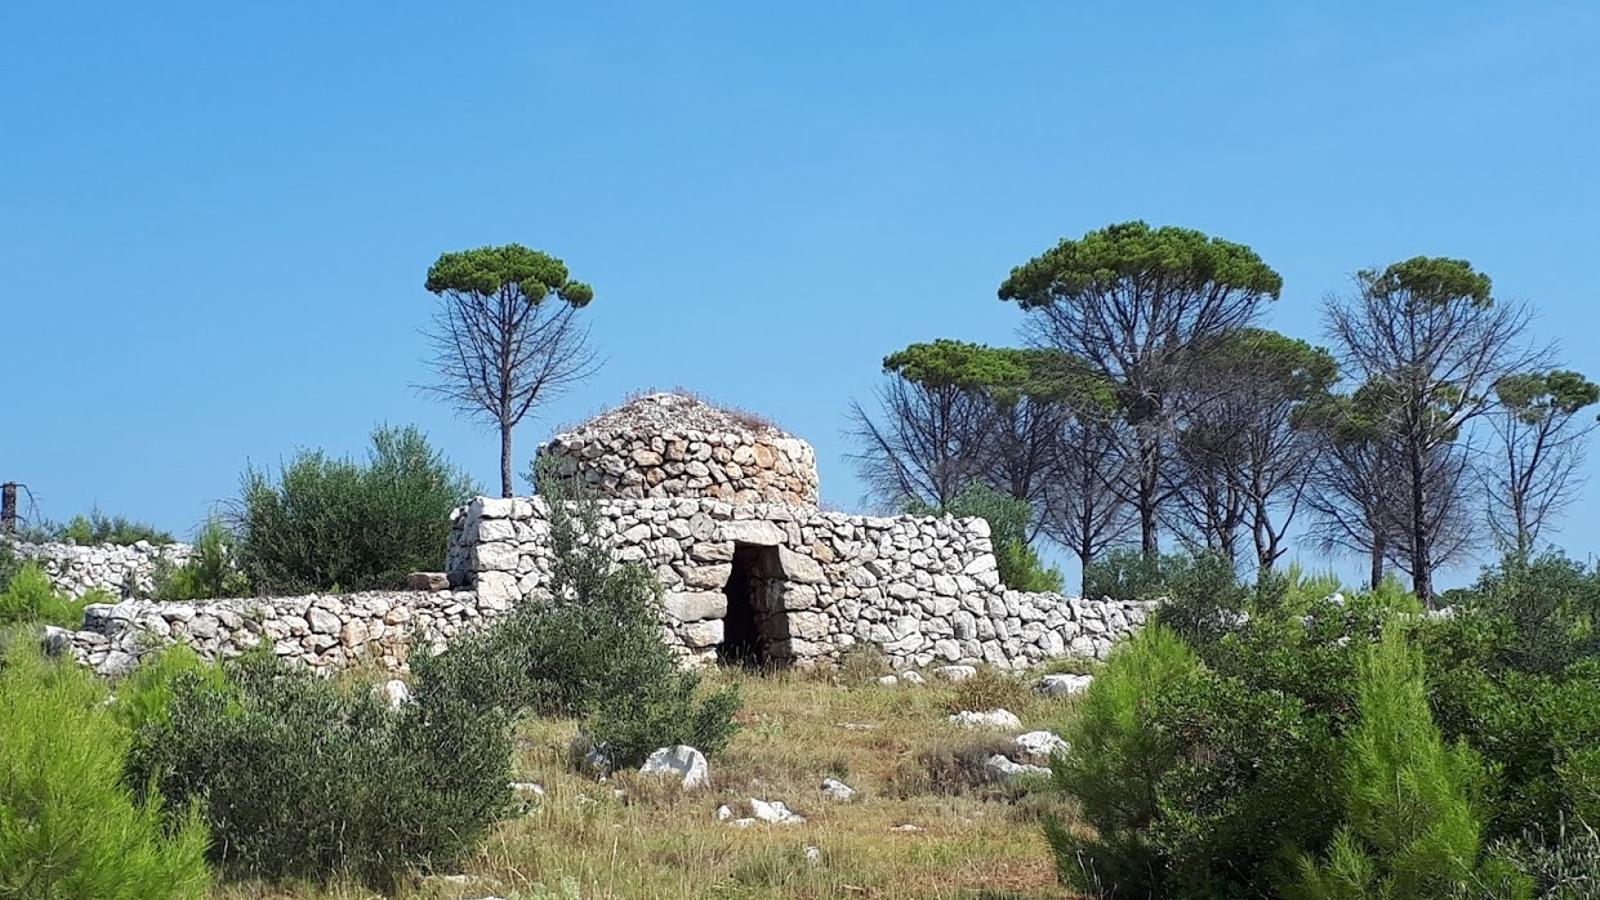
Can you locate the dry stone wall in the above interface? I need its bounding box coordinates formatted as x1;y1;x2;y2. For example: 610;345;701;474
450;496;1151;670
7;539;193;599
540;393;820;505
49;586;495;677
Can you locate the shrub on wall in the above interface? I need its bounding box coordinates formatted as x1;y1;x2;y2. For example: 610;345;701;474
53;509;174;546
154;519;250;601
234;425;475;593
0;639;211;899
125;649;511;889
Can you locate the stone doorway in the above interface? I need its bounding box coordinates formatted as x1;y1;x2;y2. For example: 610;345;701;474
717;543;786;668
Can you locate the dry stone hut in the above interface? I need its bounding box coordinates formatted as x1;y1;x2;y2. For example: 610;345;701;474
449;392;1148;670
49;392;1147;677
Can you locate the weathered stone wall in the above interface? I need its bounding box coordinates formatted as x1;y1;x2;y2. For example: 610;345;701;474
7;539;193;599
450;496;1150;671
50;586;496;677
541;393;820;506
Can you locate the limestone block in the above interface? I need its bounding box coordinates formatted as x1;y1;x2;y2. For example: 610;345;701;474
663;591;728;622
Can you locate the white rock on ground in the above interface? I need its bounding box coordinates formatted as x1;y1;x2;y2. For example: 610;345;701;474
934;664;977;682
1038;673;1094;696
820;778;856;801
749;798;806;825
1013;730;1069;763
985;754;1050;782
804;845;822;865
638;745;709;790
877;674;899;686
729;817;758;828
715;804;734;822
948;708;1023;731
510;781;545;800
891;823;924;833
900;671;927;685
377;679;411;709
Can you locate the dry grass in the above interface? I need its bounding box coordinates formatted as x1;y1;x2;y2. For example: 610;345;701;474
213;667;1085;900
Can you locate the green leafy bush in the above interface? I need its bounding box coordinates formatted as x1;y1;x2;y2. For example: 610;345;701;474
0;561;101;628
235;425;475;593
155;519;250;601
0;541;19;594
416;462;740;767
53;509;174;546
1501;820;1600;900
0;639;210;898
907;484;1063;593
1045;624;1205;895
1084;548;1245;612
126;650;511;889
1288;622;1531;899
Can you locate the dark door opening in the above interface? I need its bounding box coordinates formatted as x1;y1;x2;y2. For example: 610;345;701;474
718;543;779;668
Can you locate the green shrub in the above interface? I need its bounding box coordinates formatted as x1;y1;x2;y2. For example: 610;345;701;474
1084;548;1246;615
0;561;99;628
1287;622;1531;899
907;484;1063;593
0;639;210;898
235;425;475;593
155;519;250;601
54;509;174;546
112;644;231;733
1501;820;1600;899
415;461;740;767
126;650;511;889
1045;624;1205;895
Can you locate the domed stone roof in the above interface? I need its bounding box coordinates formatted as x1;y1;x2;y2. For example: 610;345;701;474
538;392;819;505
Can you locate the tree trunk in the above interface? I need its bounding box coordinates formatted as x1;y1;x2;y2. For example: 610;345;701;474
1407;441;1433;604
1369;530;1385;591
500;423;514;498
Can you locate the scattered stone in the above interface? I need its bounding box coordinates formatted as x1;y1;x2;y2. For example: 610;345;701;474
820;778;856;801
749;798;806;825
377;679;411;709
948;708;1023;731
877;674;899;686
1038;673;1095;696
804;845;822;865
510;782;545;809
900;670;927;685
639;744;709;790
1014;730;1069;763
985;753;1050;781
406;571;450;591
581;744;614;776
729;817;759;828
836;722;875;731
890;823;924;833
934;664;977;682
715;804;734;822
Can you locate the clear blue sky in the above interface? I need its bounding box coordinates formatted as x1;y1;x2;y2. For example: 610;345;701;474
4;2;1596;589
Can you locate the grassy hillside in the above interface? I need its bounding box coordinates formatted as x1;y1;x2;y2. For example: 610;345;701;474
216;665;1085;900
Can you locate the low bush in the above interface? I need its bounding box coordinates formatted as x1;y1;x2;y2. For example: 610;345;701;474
126;650;511;889
946;665;1030;715
0;561;102;628
891;734;1020;798
414;461;740;767
154;519;250;601
1084;548;1245;613
0;638;210;898
1501;820;1600;900
235;425;475;593
54;509;174;546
